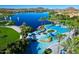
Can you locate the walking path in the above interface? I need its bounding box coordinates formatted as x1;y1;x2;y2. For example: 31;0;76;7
5;26;22;39
46;30;74;54
6;26;21;33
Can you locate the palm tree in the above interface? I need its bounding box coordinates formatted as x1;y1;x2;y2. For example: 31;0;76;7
61;36;79;54
5;38;30;54
56;33;66;53
20;25;33;39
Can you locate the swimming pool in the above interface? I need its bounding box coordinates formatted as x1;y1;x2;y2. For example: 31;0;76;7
26;24;69;54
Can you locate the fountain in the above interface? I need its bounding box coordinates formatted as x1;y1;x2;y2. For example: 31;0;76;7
9;17;12;21
4;17;7;21
17;17;19;21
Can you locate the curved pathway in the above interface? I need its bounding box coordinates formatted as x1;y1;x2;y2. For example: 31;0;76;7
5;26;22;39
5;26;21;33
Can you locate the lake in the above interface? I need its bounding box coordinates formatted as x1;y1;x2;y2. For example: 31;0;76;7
8;12;51;29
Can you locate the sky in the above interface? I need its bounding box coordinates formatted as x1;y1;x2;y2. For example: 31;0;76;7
0;5;79;9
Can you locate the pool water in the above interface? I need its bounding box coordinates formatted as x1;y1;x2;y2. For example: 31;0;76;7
26;24;69;54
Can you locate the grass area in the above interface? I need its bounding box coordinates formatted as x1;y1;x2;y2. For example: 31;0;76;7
47;30;55;33
0;27;20;50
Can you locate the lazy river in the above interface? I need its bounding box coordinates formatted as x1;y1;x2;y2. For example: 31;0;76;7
26;24;69;54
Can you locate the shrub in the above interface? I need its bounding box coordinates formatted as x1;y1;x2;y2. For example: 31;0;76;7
43;48;52;54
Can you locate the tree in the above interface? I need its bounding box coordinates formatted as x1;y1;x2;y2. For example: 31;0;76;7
4;39;30;54
43;48;52;54
20;25;33;39
61;36;79;54
56;33;66;53
64;19;79;37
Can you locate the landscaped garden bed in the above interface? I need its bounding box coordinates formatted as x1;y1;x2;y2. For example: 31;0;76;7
47;29;55;33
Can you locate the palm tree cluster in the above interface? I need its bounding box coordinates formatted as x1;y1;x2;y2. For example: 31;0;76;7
56;33;67;53
20;24;34;39
0;39;29;54
61;36;79;54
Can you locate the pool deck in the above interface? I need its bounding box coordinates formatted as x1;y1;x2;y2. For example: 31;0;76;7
46;29;75;54
27;24;71;54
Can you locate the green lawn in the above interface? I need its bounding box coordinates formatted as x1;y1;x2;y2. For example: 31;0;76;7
0;27;20;50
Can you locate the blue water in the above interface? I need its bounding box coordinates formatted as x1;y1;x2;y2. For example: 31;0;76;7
44;24;69;35
26;24;69;54
8;12;51;28
7;12;69;54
